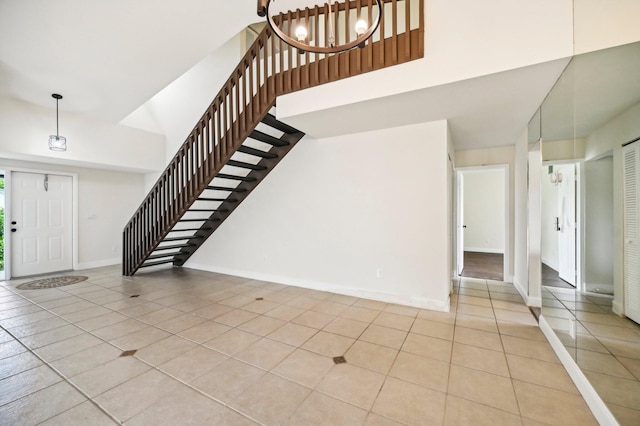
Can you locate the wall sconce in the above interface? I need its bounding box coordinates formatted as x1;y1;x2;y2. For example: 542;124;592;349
548;165;563;186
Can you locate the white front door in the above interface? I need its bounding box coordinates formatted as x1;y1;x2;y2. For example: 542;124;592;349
11;172;73;277
558;165;576;285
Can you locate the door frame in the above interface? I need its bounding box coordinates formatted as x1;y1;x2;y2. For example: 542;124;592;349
4;167;78;279
455;164;510;282
541;159;583;292
455;170;464;277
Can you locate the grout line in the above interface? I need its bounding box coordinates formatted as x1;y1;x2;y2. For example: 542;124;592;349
0;325;121;425
3;267;622;424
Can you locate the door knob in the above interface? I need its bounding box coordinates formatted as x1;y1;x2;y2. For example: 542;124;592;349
11;221;16;225
11;229;16;232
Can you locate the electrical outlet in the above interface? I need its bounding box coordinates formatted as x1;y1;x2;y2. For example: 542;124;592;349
376;269;382;278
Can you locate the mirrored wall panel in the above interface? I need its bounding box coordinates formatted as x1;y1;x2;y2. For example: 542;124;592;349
531;41;640;425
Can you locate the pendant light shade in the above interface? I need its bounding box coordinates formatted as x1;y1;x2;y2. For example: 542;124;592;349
49;93;67;152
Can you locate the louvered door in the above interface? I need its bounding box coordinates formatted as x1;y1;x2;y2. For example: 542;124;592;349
623;143;640;324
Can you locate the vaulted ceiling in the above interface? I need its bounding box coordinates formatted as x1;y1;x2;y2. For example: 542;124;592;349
1;1;598;152
0;0;258;123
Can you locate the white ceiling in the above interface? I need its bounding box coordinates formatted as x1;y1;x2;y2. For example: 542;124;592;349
0;0;258;123
279;58;571;150
539;41;640;142
5;1;627;153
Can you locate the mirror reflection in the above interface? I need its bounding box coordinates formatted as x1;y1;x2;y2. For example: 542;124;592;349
532;41;640;425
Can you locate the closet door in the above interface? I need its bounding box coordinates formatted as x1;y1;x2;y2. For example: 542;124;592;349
623;143;640;324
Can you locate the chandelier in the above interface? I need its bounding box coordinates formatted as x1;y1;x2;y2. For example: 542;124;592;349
257;0;383;54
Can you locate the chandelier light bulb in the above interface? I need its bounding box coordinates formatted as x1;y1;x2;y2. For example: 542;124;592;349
355;19;368;36
295;25;308;42
260;0;382;54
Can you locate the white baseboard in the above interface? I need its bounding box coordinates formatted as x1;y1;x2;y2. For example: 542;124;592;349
612;299;624;316
539;316;619;426
583;282;614;294
526;295;542;307
512;276;541;307
464;247;505;254
76;258;120;270
186;262;450;312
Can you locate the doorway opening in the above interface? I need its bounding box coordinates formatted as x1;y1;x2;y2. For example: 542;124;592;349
456;166;508;281
540;161;580;290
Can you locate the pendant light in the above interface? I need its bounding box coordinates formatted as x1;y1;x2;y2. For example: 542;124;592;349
49;93;67;152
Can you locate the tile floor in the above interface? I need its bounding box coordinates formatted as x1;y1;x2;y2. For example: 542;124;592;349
542;286;640;425
0;266;598;425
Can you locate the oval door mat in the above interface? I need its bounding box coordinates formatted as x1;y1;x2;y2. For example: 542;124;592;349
16;276;89;290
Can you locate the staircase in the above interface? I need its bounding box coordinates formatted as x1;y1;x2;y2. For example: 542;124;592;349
141;109;303;271
123;0;424;276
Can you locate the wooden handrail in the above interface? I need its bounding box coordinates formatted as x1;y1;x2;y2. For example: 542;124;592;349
123;0;424;275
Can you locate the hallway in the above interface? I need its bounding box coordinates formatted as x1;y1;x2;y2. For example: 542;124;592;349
0;267;596;425
460;252;503;281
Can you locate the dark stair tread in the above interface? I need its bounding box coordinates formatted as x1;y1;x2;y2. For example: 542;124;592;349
162;236;204;242
262;113;301;134
178;218;221;222
249;130;289;147
168;227;212;232
154;243;196;251
227;160;267;170
188;208;229;212
140;259;176;268
192;196;238;202
146;253;181;260
206;186;246;193
238;145;278;159
215;173;257;182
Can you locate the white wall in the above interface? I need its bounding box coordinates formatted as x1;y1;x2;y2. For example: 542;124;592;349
513;129;530;300
585;102;640;161
186;120;452;311
527;142;543;305
0;158;145;270
461;169;505;253
121;33;244;163
574;0;640;55
584;156;614;290
584;102;640;314
277;0;573;122
542;138;586;161
0;97;165;174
